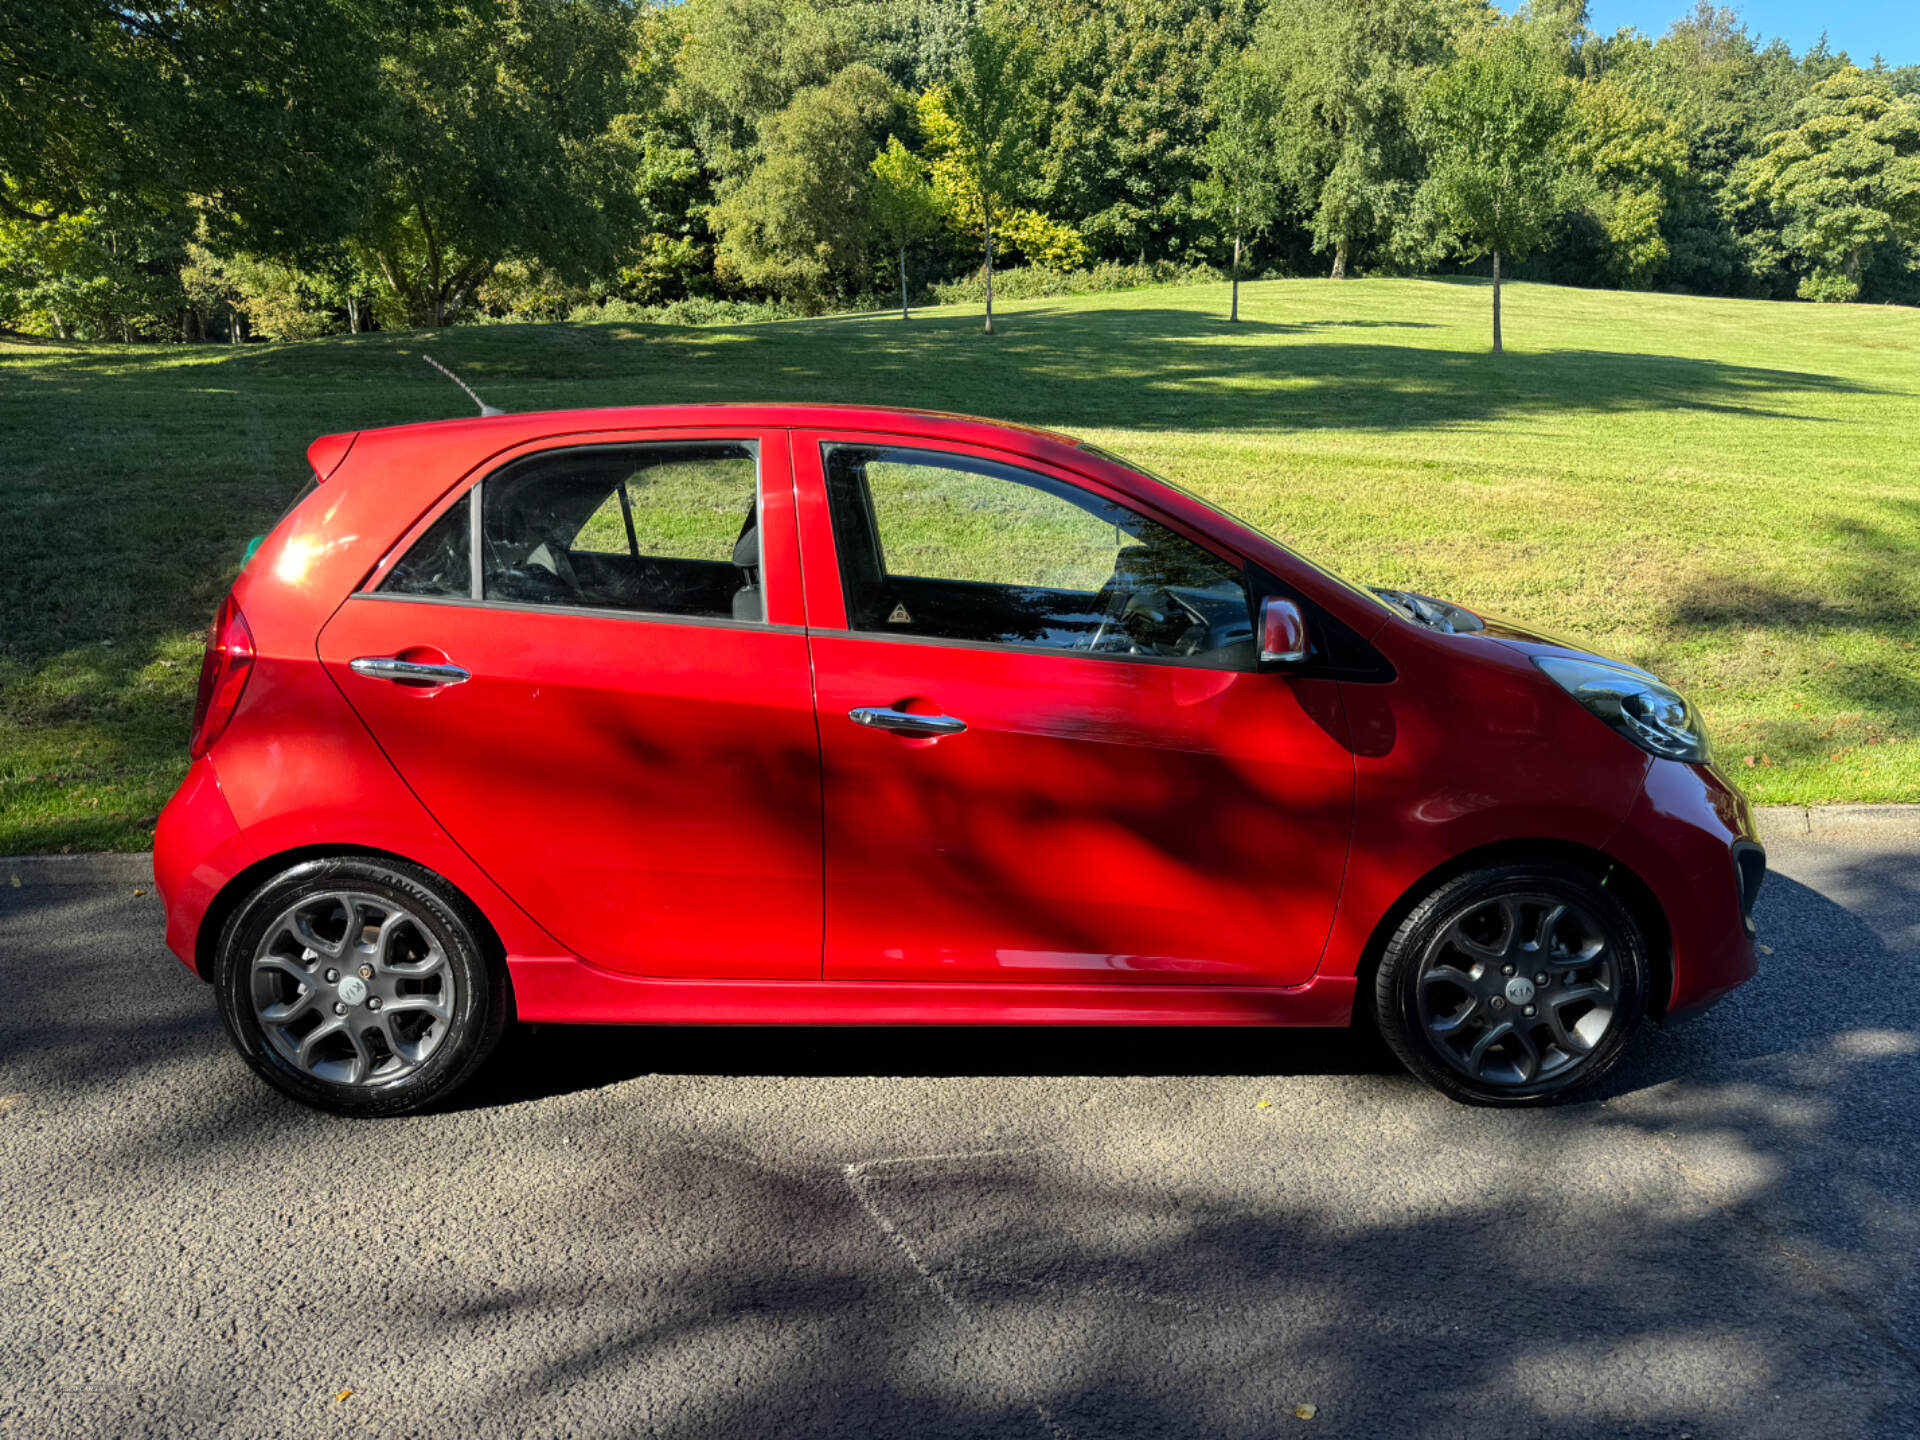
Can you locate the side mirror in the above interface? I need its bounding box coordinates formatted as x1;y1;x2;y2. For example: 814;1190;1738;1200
1260;596;1310;664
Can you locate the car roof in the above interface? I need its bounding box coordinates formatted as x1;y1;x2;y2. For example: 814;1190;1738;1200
334;402;1078;459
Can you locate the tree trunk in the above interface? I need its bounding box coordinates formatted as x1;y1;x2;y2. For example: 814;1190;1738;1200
899;245;909;321
1332;235;1349;280
983;207;995;336
1230;233;1241;322
1491;249;1503;355
51;311;67;339
1845;242;1865;290
346;295;361;334
229;304;241;344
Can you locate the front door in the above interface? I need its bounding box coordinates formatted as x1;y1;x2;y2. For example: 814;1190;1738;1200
797;434;1356;987
318;431;823;980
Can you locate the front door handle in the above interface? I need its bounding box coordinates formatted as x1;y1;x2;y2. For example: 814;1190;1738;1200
349;656;471;686
849;706;966;738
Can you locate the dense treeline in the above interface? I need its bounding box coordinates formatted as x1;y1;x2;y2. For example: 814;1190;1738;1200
3;0;1917;347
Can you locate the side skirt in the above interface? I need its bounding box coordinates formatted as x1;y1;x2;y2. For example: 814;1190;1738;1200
508;956;1358;1028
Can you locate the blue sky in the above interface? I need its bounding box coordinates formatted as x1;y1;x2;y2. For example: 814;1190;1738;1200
1584;1;1918;65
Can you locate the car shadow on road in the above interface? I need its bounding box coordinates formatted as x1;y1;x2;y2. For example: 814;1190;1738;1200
452;1018;1404;1111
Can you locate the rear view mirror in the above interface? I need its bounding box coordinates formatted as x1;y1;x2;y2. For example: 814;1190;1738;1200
1260;596;1310;664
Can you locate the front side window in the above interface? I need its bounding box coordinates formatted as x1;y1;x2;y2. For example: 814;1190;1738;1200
822;444;1254;666
381;442;763;621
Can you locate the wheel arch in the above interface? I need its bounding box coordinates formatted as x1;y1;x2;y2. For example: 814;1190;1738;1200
195;844;511;986
1350;837;1673;1029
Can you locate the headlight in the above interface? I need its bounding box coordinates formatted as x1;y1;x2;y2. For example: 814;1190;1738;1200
1534;656;1710;763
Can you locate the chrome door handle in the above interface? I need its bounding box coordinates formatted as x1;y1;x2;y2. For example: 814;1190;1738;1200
849;706;966;737
349;656;471;686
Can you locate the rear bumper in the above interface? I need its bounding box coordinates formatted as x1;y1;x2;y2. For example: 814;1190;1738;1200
1607;758;1762;1021
153;757;243;977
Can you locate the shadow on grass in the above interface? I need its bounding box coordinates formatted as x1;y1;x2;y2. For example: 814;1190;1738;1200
0;297;1899;851
1666;500;1920;771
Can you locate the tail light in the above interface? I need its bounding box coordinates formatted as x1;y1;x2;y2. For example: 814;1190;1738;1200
189;594;256;759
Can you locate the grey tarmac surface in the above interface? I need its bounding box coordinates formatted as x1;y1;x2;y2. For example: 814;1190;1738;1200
2;826;1917;1440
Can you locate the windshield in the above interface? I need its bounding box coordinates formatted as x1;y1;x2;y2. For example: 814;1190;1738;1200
1079;442;1401;617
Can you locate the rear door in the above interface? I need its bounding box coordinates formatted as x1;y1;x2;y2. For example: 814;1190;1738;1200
318;429;823;980
795;432;1357;987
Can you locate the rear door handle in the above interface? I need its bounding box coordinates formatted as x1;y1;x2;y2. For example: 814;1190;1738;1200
849;706;966;737
349;656;471;686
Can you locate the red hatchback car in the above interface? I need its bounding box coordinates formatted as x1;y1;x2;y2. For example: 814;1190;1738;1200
154;403;1763;1114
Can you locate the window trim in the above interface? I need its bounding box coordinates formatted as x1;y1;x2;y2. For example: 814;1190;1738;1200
343;588;808;637
816;438;1261;673
367;437;768;626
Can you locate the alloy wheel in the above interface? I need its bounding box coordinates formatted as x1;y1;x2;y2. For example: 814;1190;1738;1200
1412;891;1621;1088
249;890;456;1087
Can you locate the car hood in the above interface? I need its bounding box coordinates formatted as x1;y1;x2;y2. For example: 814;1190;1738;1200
1374;588;1656;679
1473;613;1658;678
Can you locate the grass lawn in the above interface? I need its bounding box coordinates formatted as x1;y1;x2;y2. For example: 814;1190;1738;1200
2;275;1917;853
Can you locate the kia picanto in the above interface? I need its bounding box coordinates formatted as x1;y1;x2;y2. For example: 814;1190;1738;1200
154;404;1764;1114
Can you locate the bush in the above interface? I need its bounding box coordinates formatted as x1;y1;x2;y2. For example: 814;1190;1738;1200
929;259;1226;305
563;296;799;326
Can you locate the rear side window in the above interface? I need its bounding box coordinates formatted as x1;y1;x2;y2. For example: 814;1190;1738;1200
822;444;1254;667
378;442;763;622
383;493;471;598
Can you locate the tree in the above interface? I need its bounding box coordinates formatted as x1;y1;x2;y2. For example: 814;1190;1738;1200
1416;19;1584;352
1192;57;1284;322
352;0;646;328
709;64;906;309
1025;0;1251;264
1259;0;1473;278
1749;67;1920;300
0;193;189;340
868;136;943;319
1566;77;1690;287
939;21;1041;335
0;0;424;256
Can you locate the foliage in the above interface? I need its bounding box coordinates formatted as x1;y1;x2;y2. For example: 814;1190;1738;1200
710;64;906;308
1565;78;1691;287
353;0;646;328
1258;0;1472;277
1023;0;1252;263
0;0;425;253
562;295;797;325
1192;53;1285;318
179;245;341;342
868;135;945;315
2;0;1917;335
928;258;1224;303
936;20;1042;332
1749;67;1920;301
1417;16;1584;348
0;196;188;340
1418;19;1585;268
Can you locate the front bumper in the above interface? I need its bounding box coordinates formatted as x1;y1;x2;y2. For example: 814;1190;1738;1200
1607;758;1762;1021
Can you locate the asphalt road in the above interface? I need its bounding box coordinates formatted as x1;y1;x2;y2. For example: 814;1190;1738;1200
3;824;1918;1440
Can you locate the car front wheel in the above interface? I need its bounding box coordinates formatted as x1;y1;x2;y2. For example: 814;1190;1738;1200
1373;862;1649;1105
213;857;508;1116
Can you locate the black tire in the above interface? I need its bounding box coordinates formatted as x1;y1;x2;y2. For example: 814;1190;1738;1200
1372;862;1648;1106
213;856;510;1116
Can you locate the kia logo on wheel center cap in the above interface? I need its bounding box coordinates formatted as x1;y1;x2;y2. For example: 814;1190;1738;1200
1504;977;1536;1006
337;975;369;1006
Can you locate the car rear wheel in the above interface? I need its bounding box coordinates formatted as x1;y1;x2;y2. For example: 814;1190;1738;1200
1373;862;1649;1106
213;857;508;1116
